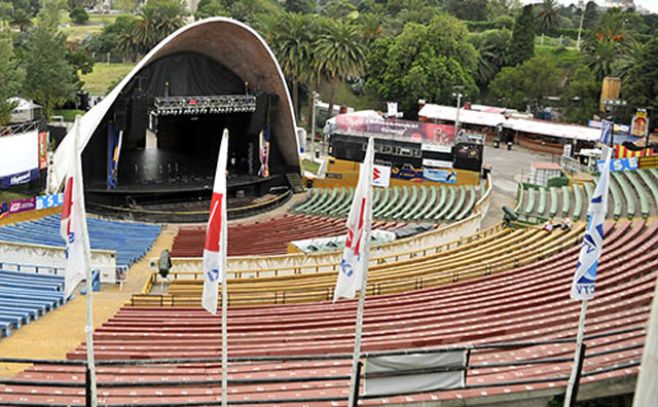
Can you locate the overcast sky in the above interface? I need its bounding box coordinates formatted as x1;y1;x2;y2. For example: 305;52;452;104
522;0;658;13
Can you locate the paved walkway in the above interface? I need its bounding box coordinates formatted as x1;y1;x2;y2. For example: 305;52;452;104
0;225;177;378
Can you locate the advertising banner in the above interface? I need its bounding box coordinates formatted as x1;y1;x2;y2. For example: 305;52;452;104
372;164;391;188
0;168;40;190
631;110;649;138
38;130;48;170
423;168;457;184
36;193;65;210
334;114;456;145
7;196;36;215
597;157;639;172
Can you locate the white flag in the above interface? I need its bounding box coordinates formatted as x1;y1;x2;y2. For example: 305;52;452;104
334;137;374;301
202;129;229;314
570;147;612;301
60;118;91;299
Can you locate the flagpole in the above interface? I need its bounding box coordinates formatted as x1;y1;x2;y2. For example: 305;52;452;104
221;227;228;407
347;138;374;407
563;299;588;407
348;270;368;407
75;118;98;406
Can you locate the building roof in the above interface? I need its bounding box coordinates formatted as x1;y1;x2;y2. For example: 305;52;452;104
49;17;298;192
418;104;602;143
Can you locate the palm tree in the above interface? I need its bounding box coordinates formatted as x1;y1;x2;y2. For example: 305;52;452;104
314;20;366;120
271;13;314;120
537;0;559;45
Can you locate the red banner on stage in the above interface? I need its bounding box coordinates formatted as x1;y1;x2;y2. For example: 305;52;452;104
38;130;48;169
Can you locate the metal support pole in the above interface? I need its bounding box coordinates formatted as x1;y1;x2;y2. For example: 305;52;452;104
455;92;463;136
347;279;368;407
351;361;363;407
310;91;317;159
564;300;588;407
221;278;228;407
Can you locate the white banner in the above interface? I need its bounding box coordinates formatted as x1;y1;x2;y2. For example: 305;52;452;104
372;164;391;188
0;130;39;178
365;351;466;396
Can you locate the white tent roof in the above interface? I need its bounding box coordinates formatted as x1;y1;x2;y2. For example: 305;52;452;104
418;104;601;142
9;97;41;112
49;17;298;193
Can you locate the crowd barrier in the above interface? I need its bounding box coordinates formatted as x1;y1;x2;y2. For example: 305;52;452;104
0;240;120;284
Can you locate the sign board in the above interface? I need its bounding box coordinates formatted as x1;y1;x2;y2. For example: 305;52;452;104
372;164;391;188
36;193;65;210
597;157;639;172
0;169;40;190
563;144;572;158
364;351;466;397
631;110;649;138
423;168;457;184
7;196;36;215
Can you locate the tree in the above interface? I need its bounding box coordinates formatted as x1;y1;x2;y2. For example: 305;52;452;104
0;26;25;125
366;14;478;115
444;0;488;22
489;54;561;112
562;65;599;124
20;16;77;117
623;38;658;113
194;0;229;19
487;0;521;20
271;12;315;119
130;0;188;55
509;5;534;66
471;28;511;89
582;1;598;30
69;6;88;24
537;0;559;42
283;0;315;14
314;19;366;119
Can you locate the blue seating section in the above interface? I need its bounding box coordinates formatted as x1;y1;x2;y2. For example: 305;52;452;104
0;215;161;266
0;269;65;338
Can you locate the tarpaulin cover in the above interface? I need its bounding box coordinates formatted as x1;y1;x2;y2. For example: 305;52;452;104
0;130;39;178
364;351;466;397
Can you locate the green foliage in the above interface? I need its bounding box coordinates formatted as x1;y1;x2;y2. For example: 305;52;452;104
366;13;478;115
68;5;87;24
194;0;229;19
562;65;599;124
444;0;488;22
471;28;511;88
284;0;315;14
582;1;598;30
20;17;77;117
0;25;25;125
489;54;561;111
623;38;658;112
509;4;534;66
536;0;560;36
314;19;366;116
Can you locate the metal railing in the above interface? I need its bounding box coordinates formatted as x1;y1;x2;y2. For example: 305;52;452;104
0;121;39;137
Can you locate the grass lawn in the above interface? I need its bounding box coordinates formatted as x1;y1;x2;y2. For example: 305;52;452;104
302;159;320;174
0;190;33;204
81;63;135;95
63;24;104;42
53;109;85;122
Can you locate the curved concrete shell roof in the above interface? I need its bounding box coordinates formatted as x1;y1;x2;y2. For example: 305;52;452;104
49;17;298;192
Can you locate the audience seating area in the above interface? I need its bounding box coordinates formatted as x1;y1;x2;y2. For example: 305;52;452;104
518;169;658;221
1;220;654;405
0;215;162;266
0;269;65;338
171;214;401;257
294;185;478;222
153;221;586;306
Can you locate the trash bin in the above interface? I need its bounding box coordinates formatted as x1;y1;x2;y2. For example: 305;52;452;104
493;139;500;148
507;142;512;151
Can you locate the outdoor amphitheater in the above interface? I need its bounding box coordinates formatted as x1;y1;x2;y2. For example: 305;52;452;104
0;18;657;407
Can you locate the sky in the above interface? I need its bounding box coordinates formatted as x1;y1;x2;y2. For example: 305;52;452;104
522;0;658;13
